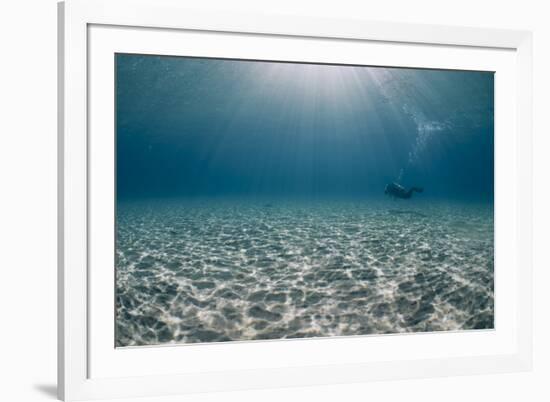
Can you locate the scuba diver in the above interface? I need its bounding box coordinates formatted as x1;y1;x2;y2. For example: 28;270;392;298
384;182;424;199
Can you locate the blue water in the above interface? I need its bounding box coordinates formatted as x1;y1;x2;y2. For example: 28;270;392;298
115;54;494;346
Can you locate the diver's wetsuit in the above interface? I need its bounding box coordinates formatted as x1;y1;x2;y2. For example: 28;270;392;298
384;182;423;199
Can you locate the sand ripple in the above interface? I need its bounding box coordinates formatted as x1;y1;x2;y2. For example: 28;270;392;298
115;200;494;346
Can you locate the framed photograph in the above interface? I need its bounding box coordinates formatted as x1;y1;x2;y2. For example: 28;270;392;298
58;0;533;400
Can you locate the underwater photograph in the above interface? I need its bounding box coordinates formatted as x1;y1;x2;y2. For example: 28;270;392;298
115;54;494;347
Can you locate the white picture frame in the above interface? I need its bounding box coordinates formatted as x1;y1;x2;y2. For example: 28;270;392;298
58;0;533;400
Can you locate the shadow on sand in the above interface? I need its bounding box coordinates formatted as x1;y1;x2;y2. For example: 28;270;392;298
387;209;428;218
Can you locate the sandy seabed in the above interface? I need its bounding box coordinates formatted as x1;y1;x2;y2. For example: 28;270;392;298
115;199;494;347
